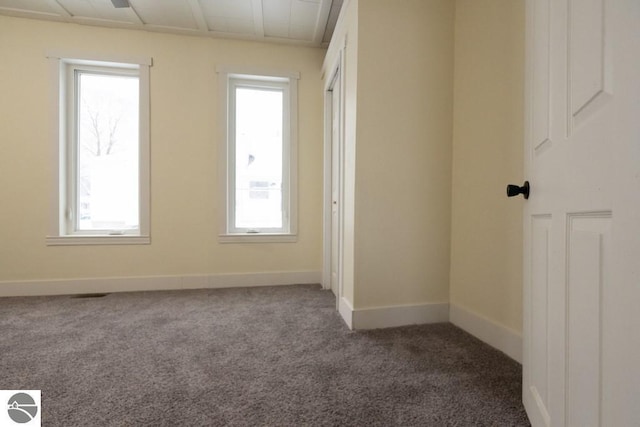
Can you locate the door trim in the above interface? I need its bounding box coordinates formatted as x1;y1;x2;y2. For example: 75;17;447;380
322;51;344;304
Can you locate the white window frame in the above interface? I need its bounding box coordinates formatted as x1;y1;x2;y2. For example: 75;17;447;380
46;52;152;246
217;66;299;243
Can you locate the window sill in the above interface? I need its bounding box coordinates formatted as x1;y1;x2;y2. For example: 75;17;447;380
218;234;297;244
46;235;151;246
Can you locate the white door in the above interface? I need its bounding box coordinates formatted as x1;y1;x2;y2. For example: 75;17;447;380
329;70;342;298
523;0;640;426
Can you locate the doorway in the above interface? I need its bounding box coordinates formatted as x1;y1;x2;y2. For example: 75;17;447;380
323;60;343;307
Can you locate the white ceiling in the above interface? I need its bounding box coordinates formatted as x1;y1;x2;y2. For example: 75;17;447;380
0;0;343;47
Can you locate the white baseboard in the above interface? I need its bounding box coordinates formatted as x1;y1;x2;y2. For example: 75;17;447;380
338;299;449;330
449;303;522;363
0;271;322;297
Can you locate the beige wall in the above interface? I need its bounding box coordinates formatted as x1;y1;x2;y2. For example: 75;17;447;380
0;16;325;283
324;0;525;335
450;0;525;333
354;0;454;308
324;0;454;310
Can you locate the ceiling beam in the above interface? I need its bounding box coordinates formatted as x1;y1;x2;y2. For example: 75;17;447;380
251;0;265;38
312;0;333;45
126;3;145;25
186;0;209;33
44;0;71;18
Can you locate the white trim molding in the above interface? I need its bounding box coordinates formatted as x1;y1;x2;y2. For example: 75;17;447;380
45;50;153;67
216;65;299;243
322;51;344;293
46;51;152;245
338;300;450;330
338;297;353;329
449;303;523;363
46;235;151;246
215;65;300;81
0;271;321;297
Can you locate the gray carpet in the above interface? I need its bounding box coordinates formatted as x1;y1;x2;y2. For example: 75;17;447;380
0;284;530;426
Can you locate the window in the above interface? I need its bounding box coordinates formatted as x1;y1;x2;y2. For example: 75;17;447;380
218;67;299;242
47;53;151;245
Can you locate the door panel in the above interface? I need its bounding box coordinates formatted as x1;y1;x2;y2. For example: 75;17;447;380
524;0;639;425
530;0;552;152
566;214;611;426
527;215;552;425
329;70;341;298
569;0;612;128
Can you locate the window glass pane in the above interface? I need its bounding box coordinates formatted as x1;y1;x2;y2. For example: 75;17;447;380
77;72;139;231
234;86;283;229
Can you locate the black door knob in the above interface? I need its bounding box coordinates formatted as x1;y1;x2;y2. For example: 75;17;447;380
506;181;530;199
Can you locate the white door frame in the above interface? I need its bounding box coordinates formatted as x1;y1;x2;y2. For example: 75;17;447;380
322;51;344;306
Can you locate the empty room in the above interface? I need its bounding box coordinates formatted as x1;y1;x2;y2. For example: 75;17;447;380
1;0;638;425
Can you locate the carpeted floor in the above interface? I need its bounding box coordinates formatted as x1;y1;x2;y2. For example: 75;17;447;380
0;284;530;426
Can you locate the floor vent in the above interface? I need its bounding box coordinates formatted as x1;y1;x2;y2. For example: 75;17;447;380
71;293;109;299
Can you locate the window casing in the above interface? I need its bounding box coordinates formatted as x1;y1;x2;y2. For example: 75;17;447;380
218;67;299;243
47;53;151;245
